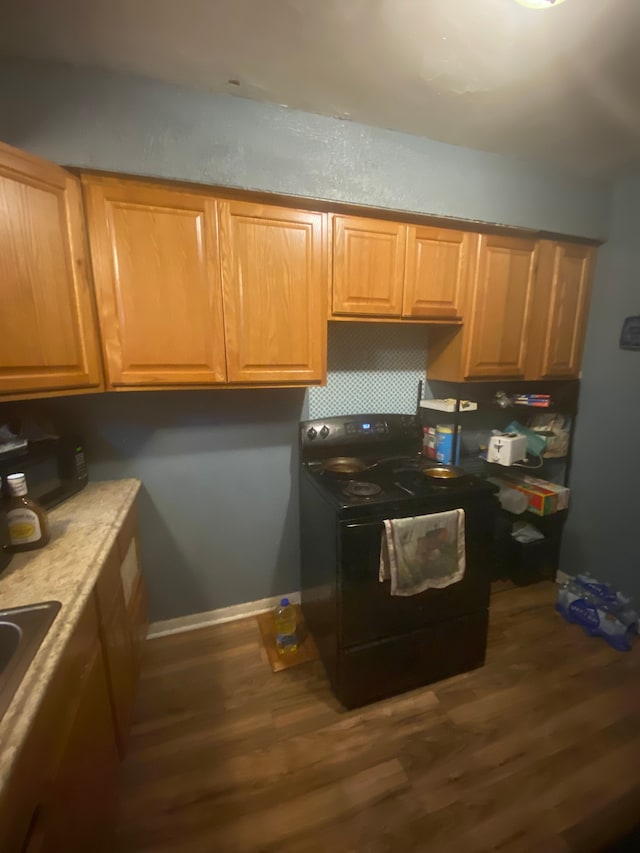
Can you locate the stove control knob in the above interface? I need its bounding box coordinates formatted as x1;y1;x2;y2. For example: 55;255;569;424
320;425;330;439
306;427;317;440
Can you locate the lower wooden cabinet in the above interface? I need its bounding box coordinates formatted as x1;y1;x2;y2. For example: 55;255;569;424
96;506;147;753
128;570;149;678
96;551;138;756
25;642;121;853
0;505;147;853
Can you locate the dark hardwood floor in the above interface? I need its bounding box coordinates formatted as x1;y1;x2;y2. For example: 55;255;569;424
115;583;640;853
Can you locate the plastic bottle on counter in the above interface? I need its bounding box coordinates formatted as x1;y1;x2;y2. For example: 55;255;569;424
274;597;298;655
6;472;50;552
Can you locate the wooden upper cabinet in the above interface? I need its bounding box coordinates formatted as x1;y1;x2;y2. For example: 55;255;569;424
332;215;406;317
527;240;595;379
331;216;473;323
0;142;102;398
404;226;477;320
464;234;538;379
82;176;227;388
218;200;326;384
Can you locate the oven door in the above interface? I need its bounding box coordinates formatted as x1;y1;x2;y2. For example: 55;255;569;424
338;499;496;648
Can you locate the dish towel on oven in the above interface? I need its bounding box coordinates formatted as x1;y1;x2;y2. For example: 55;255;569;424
379;509;466;596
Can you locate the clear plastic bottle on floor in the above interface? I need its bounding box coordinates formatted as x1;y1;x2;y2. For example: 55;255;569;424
274;597;298;654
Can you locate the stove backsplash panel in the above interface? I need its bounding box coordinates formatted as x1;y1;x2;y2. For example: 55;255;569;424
308;323;428;419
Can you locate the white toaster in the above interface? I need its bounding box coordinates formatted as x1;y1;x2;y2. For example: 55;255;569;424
487;433;528;466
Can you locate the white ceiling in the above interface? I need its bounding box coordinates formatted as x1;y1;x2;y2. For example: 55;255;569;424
1;0;639;176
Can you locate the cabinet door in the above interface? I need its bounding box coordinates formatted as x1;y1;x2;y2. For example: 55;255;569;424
82;176;227;387
129;572;149;677
403;226;477;320
0;142;102;397
219;200;326;383
95;542;138;757
100;587;137;756
118;520;148;677
95;506;146;755
332;215;406;317
465;234;538;379
37;643;120;853
529;241;595;379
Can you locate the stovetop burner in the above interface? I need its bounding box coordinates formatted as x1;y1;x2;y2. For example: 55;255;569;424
341;481;383;498
304;457;496;513
300;413;498;515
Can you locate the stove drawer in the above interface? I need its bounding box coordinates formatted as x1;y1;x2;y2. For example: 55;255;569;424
336;609;489;708
338;506;495;648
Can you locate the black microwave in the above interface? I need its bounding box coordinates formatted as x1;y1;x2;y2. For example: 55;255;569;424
0;436;88;510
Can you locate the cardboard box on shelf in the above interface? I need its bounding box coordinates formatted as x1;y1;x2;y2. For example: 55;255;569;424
515;474;570;511
492;473;569;516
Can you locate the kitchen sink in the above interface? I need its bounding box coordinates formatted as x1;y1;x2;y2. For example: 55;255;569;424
0;602;61;722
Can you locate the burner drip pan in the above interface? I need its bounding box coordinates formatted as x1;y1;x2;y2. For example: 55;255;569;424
341;481;383;498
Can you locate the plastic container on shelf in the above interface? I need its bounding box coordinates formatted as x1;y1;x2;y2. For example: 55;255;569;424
435;425;461;465
274;597;298;655
422;426;437;460
488;479;529;515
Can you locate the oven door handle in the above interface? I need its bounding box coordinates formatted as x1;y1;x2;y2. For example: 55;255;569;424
343;520;385;532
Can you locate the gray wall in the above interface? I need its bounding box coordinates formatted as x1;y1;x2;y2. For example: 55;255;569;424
0;59;611;239
0;59;617;620
9;391;307;620
560;178;640;601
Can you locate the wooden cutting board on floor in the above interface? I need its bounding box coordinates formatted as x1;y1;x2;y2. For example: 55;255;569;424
256;605;319;672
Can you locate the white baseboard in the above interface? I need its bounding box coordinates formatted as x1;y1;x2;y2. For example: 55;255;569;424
147;590;301;639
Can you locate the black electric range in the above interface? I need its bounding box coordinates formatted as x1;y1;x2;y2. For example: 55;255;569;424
299;413;499;708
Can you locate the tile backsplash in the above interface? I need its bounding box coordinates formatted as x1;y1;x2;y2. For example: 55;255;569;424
308;323;428;418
